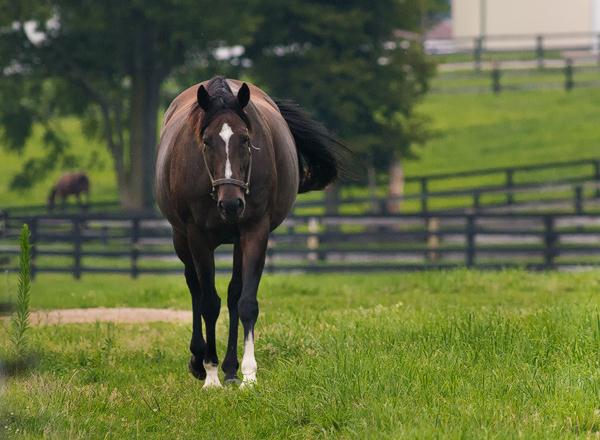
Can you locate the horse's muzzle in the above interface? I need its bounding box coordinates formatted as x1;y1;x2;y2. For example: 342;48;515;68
218;198;245;222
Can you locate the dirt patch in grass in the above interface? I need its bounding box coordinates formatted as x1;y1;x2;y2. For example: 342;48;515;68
4;308;192;325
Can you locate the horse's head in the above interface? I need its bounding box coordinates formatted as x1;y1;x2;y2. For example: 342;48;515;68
196;81;252;222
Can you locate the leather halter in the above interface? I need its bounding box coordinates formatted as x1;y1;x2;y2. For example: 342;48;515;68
201;143;254;199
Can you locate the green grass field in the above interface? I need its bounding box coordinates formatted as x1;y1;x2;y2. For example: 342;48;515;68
2;270;600;438
1;86;600;208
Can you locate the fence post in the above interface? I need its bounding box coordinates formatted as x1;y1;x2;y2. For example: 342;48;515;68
426;217;440;263
472;190;481;210
491;63;501;94
565;58;574;91
543;215;557;269
131;217;140;278
73;217;82;279
465;214;476;268
505;169;514;205
474;37;483;71
29;217;38;280
0;210;8;238
307;217;320;262
536;35;544;69
593;160;600;198
574;185;583;214
420;178;429;214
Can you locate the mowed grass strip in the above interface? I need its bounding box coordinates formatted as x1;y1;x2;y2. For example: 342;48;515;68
2;271;600;438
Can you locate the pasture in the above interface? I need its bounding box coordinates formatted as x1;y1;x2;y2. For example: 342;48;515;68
2;87;600;207
2;270;600;438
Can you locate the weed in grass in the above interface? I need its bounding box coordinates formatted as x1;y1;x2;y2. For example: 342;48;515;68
10;225;32;356
3;225;37;376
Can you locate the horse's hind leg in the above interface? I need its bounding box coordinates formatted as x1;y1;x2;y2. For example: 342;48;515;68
173;232;207;381
222;243;242;384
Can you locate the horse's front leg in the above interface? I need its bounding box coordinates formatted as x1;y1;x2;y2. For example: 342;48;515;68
188;228;222;389
173;232;207;381
222;243;242;384
238;218;269;387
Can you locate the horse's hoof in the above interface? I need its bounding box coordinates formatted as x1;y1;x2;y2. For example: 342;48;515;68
224;377;242;387
188;356;206;380
240;377;257;389
202;378;223;389
202;361;222;389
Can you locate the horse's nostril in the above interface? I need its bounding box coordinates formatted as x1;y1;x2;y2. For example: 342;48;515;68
218;198;244;219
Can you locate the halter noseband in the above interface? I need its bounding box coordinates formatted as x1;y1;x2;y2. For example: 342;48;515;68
201;143;254;199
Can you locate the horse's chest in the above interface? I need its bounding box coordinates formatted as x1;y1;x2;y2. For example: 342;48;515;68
189;205;239;243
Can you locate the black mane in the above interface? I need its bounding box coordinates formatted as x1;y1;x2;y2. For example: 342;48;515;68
198;76;251;133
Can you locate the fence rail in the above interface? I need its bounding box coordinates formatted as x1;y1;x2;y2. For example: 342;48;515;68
433;62;600;95
3;158;600;218
427;32;600;70
1;211;600;277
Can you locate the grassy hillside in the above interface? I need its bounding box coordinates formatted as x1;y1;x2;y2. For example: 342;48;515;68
1;87;599;207
2;270;600;438
0;118;117;207
407;87;600;176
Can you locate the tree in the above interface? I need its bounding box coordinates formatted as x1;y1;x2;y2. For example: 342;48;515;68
0;0;252;210
242;0;436;212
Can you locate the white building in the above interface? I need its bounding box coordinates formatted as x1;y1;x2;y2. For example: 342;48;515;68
452;0;600;50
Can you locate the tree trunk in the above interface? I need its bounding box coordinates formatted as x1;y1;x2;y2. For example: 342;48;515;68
124;69;160;211
324;184;339;216
387;158;404;214
120;13;161;212
324;184;339;233
367;164;380;214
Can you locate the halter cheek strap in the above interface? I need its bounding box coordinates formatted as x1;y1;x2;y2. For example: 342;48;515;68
202;145;253;199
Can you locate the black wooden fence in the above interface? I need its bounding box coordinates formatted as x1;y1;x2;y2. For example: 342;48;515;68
322;158;600;215
1;211;599;278
429;32;600;70
434;62;600;95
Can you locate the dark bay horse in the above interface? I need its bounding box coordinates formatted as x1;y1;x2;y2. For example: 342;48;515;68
156;77;347;388
48;172;90;211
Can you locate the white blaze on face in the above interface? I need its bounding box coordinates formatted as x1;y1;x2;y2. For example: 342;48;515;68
202;361;222;389
219;123;234;179
240;333;257;388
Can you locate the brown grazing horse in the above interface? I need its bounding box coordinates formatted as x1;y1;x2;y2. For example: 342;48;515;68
47;172;90;211
156;77;347;388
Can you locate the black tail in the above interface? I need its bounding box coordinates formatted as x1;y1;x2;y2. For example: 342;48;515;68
275;99;351;193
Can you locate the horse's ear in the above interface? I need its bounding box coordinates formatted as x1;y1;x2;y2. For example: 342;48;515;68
237;83;250;108
197;85;210;111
